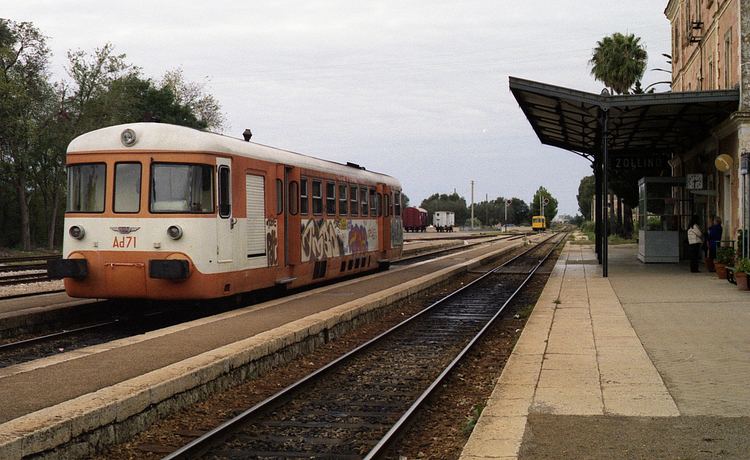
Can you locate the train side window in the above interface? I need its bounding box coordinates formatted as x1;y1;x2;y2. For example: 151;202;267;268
350;185;358;216
276;179;283;215
394;191;402;216
339;184;348;215
360;187;368;216
376;192;382;217
312;179;322;214
288;181;299;215
300;177;308;215
369;188;376;216
325;181;336;215
218;165;231;218
114;162;141;213
384;193;391;217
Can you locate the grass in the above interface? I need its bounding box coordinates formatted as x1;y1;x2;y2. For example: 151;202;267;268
516;303;536;319
462;403;485;435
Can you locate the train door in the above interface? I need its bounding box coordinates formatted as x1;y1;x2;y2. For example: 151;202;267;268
217;158;233;265
378;183;388;252
245;172;267;269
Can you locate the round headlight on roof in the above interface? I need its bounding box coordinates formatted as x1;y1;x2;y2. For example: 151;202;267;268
121;128;137;147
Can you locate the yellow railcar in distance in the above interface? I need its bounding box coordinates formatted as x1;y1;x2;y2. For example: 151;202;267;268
532;215;546;231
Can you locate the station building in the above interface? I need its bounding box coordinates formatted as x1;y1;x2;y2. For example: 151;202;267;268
510;0;750;274
665;0;748;244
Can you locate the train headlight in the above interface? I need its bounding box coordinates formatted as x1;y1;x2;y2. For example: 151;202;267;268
69;225;85;240
120;128;137;147
167;225;183;240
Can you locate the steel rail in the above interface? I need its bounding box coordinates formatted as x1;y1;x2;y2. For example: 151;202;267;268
162;232;565;460
365;232;566;458
0;319;121;353
0;255;60;264
394;234;515;265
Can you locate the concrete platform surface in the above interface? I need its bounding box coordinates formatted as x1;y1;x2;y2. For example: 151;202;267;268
461;243;750;459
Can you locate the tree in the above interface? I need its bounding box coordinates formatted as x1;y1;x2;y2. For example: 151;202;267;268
419;192;468;226
577;175;595;220
507;198;530;225
161;68;226;131
0;19;54;250
531;186;558;226
590;32;647;95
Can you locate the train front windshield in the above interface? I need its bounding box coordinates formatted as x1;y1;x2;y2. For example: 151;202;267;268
150;163;214;213
67;163;106;213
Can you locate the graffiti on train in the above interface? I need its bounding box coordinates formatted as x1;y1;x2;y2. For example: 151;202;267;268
390;217;404;247
266;219;278;266
301;218;379;262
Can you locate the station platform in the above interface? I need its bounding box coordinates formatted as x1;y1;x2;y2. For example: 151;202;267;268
461;243;750;459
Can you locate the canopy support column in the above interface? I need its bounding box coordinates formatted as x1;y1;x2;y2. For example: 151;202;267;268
601;109;609;277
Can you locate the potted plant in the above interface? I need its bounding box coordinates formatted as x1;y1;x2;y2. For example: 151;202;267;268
715;246;735;279
735;258;750;290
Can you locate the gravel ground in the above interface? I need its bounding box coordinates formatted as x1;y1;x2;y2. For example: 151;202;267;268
95;246;558;459
0;279;63;298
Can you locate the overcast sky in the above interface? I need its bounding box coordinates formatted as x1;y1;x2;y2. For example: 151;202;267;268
7;1;670;216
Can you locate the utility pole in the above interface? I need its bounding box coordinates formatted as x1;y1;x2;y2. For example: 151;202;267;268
470;180;475;230
505;198;510;231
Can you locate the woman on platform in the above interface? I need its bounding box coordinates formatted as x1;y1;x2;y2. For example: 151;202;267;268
687;216;704;273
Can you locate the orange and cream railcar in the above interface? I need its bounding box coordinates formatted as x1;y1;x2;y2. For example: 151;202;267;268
49;123;404;300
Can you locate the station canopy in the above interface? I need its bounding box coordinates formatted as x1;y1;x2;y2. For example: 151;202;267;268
508;76;739;160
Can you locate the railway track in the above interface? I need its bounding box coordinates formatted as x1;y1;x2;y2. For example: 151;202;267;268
0;272;50;286
162;232;566;459
394;233;525;265
0;234;529;357
0;255;59;287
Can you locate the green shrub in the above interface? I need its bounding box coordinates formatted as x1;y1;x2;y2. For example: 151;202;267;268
717;246;735;265
735;257;750;273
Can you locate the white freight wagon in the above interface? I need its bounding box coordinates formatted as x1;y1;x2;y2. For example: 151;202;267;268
433;211;455;232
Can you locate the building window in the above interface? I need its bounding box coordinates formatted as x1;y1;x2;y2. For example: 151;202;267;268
724;29;732;88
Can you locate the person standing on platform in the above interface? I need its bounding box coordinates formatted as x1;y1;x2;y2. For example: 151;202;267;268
687;216;704;273
706;216;723;271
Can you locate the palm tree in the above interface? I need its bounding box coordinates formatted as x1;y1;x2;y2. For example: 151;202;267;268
590;32;648;95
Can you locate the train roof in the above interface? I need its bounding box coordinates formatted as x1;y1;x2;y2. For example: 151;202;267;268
67;123;401;187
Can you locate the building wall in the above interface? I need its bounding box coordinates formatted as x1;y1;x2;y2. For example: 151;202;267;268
666;0;740;92
665;0;748;243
